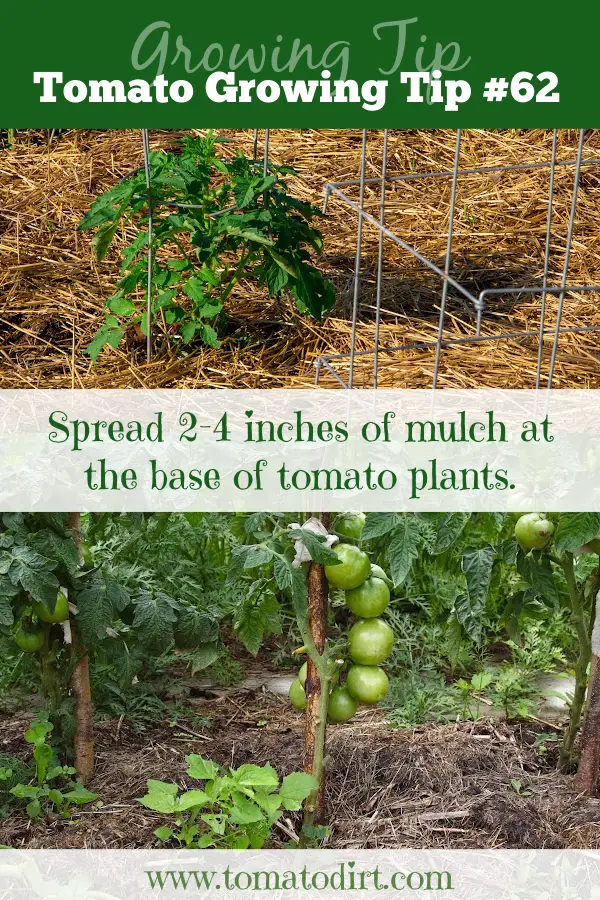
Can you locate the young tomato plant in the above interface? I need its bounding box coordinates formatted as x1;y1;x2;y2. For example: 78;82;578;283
78;132;335;360
138;755;316;848
9;720;97;819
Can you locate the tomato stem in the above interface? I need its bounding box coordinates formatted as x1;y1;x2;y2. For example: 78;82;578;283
560;551;593;770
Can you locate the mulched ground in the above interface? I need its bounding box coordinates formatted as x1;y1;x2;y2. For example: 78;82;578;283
1;691;599;850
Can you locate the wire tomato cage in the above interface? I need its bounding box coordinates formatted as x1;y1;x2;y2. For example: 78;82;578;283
314;129;600;391
135;129;600;388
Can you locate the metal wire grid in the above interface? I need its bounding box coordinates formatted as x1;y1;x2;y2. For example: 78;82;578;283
316;129;600;390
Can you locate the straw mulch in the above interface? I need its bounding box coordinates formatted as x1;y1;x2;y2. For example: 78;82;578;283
1;129;600;389
2;697;599;850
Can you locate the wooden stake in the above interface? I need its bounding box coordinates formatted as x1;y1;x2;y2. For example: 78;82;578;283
576;654;600;795
303;513;330;827
69;513;94;783
576;586;600;795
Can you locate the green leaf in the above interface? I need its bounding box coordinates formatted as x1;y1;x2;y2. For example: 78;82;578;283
243;546;273;569
78;180;136;231
85;321;126;361
132;591;179;650
516;551;561;608
361;513;397;542
198;324;221;348
107;295;136;316
235;764;279;788
154;826;174;842
291;567;308;628
462;546;494;611
268;248;297;277
178;790;209;810
228;798;265;825
432;513;470;554
234;590;281;656
388;517;421;586
63;783;97;805
28;530;79;575
454;593;483;643
174;605;220;650
273;556;293;591
201;813;226;835
186;755;220;781
26;799;42;819
289;529;340;565
183;278;206;304
92;221;119;263
222;224;274;246
8;547;59;606
189;643;220;673
0;593;14;627
279;772;318;811
75;577;130;643
138;780;179;814
25;721;52;746
181;322;197;343
555;513;600;552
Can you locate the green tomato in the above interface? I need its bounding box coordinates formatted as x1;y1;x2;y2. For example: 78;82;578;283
348;617;394;665
289;678;307;710
345;577;390;618
335;513;366;541
346;665;389;704
325;543;371;591
33;590;69;625
327;686;358;723
514;513;555;551
80;541;93;567
14;627;44;653
298;662;308;687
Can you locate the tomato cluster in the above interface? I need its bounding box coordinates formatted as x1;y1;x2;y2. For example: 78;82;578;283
12;590;69;655
288;517;394;723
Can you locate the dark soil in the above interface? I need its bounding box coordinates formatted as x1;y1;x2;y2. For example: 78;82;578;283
1;692;599;850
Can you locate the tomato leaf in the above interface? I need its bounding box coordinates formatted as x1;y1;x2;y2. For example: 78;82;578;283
555;513;600;552
279;772;318;811
388;517;421;586
361;513;398;542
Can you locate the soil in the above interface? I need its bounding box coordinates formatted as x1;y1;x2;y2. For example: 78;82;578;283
1;691;599;850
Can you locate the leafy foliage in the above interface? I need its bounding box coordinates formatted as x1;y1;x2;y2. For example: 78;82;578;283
79;133;335;360
138;755;316;848
9;720;96;819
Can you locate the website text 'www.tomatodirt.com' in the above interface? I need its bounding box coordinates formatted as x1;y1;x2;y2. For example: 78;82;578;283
144;863;454;893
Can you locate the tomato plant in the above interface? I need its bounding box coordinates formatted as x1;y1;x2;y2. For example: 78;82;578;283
78;132;335;360
225;515;394;839
138;755;316;849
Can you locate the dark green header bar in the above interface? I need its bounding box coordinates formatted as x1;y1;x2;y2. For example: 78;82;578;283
3;2;598;126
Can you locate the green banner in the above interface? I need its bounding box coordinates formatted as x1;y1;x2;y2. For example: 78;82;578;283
2;1;599;126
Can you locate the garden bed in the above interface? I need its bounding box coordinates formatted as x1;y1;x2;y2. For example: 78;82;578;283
2;692;599;850
1;129;600;389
